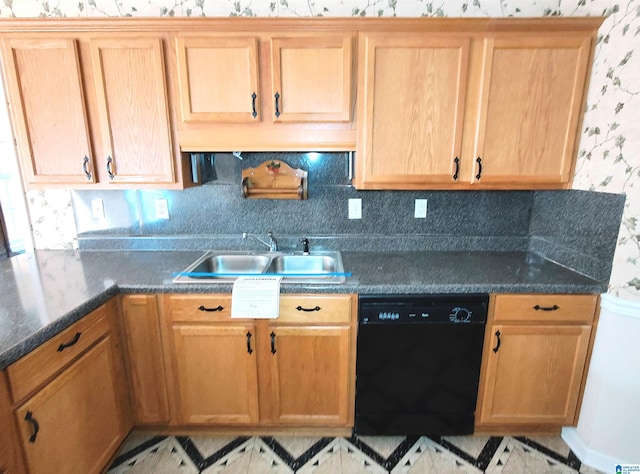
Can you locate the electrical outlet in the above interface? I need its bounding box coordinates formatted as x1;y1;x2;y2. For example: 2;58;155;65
154;198;170;219
348;198;362;219
91;199;105;219
415;199;427;219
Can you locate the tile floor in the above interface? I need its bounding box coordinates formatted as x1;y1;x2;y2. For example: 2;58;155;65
108;433;605;473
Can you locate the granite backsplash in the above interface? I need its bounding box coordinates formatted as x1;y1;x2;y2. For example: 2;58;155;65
71;153;625;284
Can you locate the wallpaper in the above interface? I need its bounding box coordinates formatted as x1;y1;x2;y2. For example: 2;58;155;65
1;0;638;301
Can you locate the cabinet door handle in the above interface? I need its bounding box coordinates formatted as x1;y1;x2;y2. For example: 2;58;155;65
198;305;224;312
106;156;115;180
57;332;82;352
82;155;92;180
492;330;501;353
274;92;281;118
251;92;258;118
475;157;482;180
296;305;321;312
246;331;253;354
24;411;40;443
533;304;559;312
270;331;276;354
452;156;459;181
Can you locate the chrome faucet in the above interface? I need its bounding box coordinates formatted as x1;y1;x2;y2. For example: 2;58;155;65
242;232;278;252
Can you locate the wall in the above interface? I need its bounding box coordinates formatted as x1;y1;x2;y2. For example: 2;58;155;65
1;0;639;300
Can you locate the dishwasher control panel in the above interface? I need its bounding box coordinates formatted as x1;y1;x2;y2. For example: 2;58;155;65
359;294;488;324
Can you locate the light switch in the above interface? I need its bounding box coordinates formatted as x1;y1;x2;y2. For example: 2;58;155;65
348;198;362;219
154;198;170;219
91;199;105;219
415;199;427;219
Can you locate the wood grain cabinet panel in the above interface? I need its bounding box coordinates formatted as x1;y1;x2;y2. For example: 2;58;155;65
172;324;260;425
271;35;354;123
472;35;592;186
90;37;175;185
0;372;25;473
1;38;95;185
356;32;470;188
120;295;170;425
268;325;351;425
478;324;591;425
175;36;260;123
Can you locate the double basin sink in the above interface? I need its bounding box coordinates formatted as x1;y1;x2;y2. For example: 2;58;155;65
173;250;346;284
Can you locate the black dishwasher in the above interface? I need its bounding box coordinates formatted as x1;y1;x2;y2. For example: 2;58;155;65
355;294;488;436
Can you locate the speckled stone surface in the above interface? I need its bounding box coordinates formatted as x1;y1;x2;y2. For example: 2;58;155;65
0;249;604;370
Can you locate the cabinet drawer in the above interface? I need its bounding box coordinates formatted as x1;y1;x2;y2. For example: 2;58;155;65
278;295;352;324
168;294;235;322
7;304;109;403
493;294;597;324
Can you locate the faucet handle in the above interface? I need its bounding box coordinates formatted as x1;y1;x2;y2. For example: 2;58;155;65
300;237;310;255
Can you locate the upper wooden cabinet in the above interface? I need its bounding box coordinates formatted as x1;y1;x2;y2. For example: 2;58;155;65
355;20;600;190
172;31;356;151
0;32;192;189
2;38;95;185
356;33;471;188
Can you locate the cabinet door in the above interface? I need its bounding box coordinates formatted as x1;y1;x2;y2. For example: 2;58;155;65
2;38;95;185
175;36;260;123
90;37;175;184
1;372;25;473
268;325;351;426
356;33;470;189
15;337;125;474
121;295;169;424
473;35;592;186
271;35;353;123
478;324;591;426
172;324;259;425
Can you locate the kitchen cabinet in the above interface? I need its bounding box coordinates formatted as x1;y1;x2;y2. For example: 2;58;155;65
476;294;598;430
120;294;170;425
0;372;25;473
163;293;356;428
7;300;130;474
0;33;192;189
172;32;356;151
355;21;598;190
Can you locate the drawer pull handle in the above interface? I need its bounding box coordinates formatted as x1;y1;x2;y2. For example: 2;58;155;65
246;331;253;355
296;305;321;312
274;92;281;118
198;305;224;312
82;155;92;180
24;411;40;443
270;331;277;354
452;156;459;180
251;92;258;118
475;156;482;180
57;332;82;352
533;304;559;312
106;156;115;180
492;330;501;353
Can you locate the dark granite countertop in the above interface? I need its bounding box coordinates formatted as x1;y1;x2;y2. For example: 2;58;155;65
0;249;604;370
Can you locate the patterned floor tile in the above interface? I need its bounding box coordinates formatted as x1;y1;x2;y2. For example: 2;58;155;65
108;433;593;473
109;437;198;473
485;437;578;474
391;437;482;474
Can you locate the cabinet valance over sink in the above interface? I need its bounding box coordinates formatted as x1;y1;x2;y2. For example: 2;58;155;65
0;17;602;191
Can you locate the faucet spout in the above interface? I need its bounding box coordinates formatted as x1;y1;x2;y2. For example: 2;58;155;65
242;232;278;252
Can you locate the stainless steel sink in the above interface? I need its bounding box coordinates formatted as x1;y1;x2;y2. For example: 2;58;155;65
266;255;337;274
188;254;271;276
173;250;346;284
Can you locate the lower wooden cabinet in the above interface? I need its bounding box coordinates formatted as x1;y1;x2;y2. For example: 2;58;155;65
476;294;598;430
172;323;260;425
7;301;130;474
163;293;356;428
0;372;25;473
120;294;170;425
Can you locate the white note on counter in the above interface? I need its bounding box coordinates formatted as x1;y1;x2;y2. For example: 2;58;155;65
231;276;282;319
